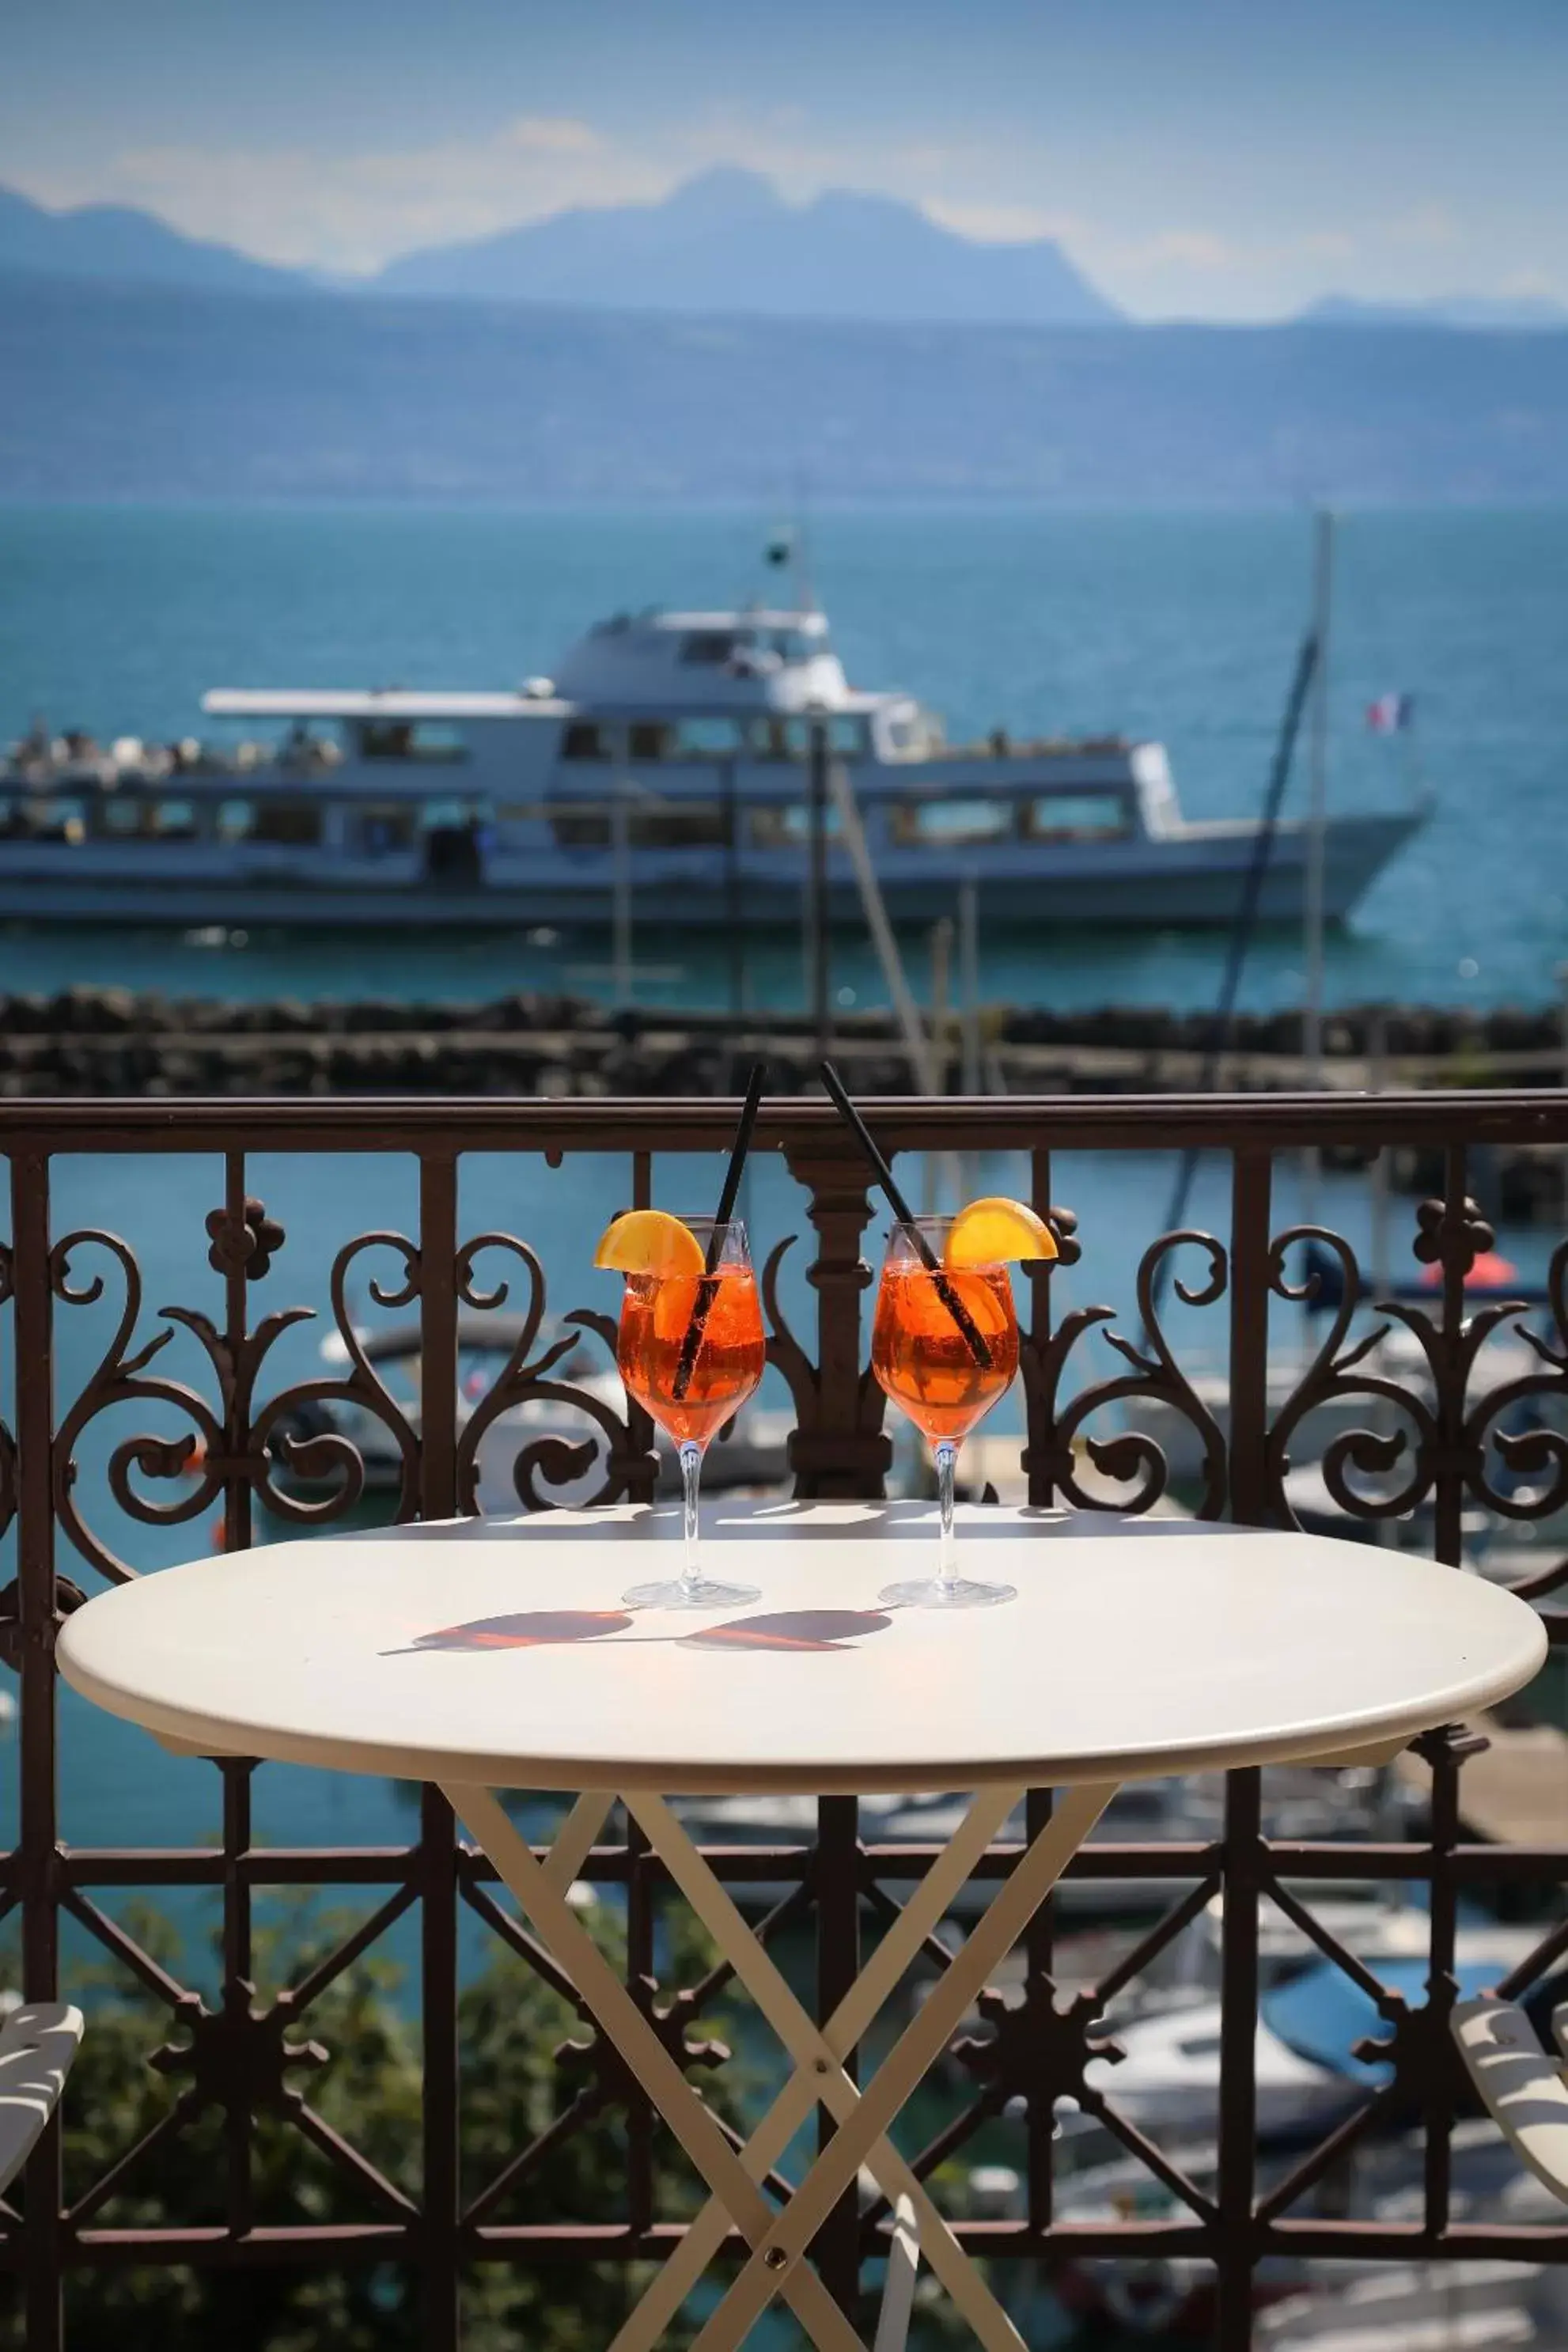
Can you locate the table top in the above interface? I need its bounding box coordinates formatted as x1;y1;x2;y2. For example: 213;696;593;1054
57;1502;1547;1796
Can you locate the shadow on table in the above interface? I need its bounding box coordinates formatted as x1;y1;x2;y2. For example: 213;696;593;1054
384;1607;894;1656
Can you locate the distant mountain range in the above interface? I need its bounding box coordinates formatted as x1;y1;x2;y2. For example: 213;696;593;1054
4;172;1563;335
5;268;1567;506
0;181;303;297
373;165;1122;324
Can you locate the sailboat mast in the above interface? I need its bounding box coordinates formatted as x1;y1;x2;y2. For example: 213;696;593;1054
1302;508;1334;1086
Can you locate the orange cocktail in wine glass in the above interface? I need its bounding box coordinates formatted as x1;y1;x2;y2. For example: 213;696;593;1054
597;1212;766;1609
871;1200;1054;1608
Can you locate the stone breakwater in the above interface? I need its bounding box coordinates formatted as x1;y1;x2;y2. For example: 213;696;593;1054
0;987;1564;1103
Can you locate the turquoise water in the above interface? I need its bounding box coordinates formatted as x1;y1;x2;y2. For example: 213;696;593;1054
2;502;1566;1009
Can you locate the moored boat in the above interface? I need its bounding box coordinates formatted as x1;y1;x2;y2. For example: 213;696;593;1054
0;597;1423;929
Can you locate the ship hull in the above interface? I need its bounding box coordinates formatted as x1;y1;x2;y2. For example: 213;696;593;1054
0;810;1419;930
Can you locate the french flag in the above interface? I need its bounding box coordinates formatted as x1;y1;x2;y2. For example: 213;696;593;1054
1366;691;1414;733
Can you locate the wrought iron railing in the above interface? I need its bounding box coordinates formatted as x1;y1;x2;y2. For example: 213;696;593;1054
1;1090;1566;2349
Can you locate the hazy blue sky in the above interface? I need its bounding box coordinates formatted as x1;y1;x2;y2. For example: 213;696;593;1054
3;0;1563;317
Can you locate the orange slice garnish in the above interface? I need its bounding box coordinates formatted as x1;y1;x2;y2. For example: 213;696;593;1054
944;1197;1059;1269
593;1209;706;1278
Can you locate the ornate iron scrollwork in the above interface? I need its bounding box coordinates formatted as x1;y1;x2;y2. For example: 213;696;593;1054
453;1232;657;1513
49;1215;426;1574
1266;1224;1435;1522
1269;1206;1568;1582
1022;1229;1228;1517
250;1230;423;1524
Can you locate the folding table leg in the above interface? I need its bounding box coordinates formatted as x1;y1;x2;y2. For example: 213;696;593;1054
873;2195;920;2352
688;1781;1118;2352
608;1782;1022;2352
541;1789;616;1895
442;1782;868;2352
627;1787;1040;2352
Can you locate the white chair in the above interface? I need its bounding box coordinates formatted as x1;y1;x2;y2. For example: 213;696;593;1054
1450;1994;1568;2201
0;2002;84;2195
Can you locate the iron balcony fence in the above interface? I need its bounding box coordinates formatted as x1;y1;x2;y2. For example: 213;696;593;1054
1;1090;1565;2350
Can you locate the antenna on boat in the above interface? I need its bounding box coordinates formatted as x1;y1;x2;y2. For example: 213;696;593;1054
763;520;816;615
764;472;818;615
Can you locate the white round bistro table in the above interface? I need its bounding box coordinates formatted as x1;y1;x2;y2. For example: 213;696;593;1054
59;1500;1547;2352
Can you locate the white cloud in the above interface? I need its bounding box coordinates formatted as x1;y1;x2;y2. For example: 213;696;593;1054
1102;225;1355;279
921;198;1084;246
1139;229;1237;274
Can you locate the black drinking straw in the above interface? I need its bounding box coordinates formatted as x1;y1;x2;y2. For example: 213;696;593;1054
817;1059;993;1369
671;1059;767;1402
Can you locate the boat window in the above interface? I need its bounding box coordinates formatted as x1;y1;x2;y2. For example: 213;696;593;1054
222;798;323;848
767;628;829;665
748;719;796;762
628;802;729;849
91;793;199;841
561;722;606;760
358;720;468;763
97;794;151;837
748;717;865;763
885;714;925;757
420;798;493;834
0;796;21;838
892;798;1011;848
750;803;843;848
550;801;611;849
1025;792;1131;843
628;722;672;761
358;806;416;853
22;797;86;843
675;718;746;758
150;798;199;840
680;631;739;667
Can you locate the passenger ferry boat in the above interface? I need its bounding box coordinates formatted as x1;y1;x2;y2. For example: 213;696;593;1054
0;602;1422;929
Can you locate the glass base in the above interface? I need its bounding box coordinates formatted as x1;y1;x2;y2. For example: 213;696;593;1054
879;1576;1017;1611
623;1576;761;1612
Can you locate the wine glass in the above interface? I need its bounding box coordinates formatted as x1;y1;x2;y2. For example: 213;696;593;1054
870;1216;1021;1608
616;1219;766;1609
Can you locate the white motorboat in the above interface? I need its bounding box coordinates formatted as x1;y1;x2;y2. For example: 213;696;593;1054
1078;1952;1568;2151
0;594;1422;929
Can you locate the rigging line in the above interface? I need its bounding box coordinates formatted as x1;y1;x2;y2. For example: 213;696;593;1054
1148;627;1320;1315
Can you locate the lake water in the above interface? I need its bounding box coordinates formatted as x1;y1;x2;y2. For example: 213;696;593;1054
1;502;1563;1993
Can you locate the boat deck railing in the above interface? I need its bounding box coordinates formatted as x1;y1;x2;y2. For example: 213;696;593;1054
1;1087;1565;2348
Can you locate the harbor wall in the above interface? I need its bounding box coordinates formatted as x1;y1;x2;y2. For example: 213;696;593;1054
0;986;1562;1093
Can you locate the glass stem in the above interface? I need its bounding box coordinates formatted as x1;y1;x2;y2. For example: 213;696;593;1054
935;1439;958;1589
680;1441;703;1599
